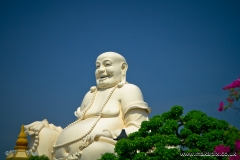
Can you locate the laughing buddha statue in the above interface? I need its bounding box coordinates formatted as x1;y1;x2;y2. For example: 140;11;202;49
24;52;151;160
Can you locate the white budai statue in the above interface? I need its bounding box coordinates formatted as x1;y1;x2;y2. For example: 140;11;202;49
24;52;151;160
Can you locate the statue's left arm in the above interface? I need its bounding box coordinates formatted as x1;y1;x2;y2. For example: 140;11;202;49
104;84;151;139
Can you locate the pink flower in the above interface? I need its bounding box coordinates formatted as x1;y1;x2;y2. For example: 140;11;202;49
214;144;230;154
235;140;240;151
234;91;238;95
223;78;240;90
229;154;240;160
218;102;224;112
225;146;230;152
229;140;240;160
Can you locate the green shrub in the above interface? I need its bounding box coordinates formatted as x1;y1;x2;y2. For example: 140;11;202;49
27;155;50;160
99;105;240;160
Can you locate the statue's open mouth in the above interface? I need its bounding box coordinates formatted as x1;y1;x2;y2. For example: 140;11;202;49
99;75;110;80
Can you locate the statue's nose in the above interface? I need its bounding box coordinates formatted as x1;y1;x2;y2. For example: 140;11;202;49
98;66;105;73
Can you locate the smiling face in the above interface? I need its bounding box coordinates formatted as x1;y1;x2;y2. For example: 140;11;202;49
95;52;127;89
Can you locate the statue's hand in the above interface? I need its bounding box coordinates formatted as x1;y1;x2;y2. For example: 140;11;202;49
83;131;111;144
74;107;82;118
24;119;49;136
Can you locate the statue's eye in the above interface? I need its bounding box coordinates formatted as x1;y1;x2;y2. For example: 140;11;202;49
105;61;112;66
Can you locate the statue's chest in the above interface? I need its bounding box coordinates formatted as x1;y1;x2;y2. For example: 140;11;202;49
84;98;121;118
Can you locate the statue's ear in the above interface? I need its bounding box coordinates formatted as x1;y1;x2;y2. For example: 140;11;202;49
118;62;128;88
121;62;128;74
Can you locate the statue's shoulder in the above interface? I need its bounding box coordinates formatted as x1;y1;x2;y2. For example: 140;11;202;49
82;87;97;101
119;83;143;96
122;83;142;91
119;83;147;112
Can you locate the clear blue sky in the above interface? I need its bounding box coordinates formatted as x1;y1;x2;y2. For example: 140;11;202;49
1;0;240;158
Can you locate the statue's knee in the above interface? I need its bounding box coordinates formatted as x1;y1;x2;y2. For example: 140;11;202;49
39;127;59;139
81;141;115;160
29;128;59;159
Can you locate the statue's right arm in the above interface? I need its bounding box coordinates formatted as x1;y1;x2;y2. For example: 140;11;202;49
24;119;62;135
74;91;91;118
24;120;63;156
24;119;62;136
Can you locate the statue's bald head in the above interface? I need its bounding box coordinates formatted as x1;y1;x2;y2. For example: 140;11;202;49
95;52;128;88
96;52;127;64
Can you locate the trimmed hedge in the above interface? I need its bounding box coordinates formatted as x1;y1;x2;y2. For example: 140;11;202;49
99;105;240;160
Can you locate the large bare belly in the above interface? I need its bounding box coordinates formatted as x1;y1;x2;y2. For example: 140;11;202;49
53;116;125;159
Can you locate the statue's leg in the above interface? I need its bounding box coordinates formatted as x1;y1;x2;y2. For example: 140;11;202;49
29;128;59;160
80;137;116;160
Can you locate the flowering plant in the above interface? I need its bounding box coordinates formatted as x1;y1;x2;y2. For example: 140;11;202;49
218;77;240;113
217;76;240;159
214;140;240;160
214;144;230;154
